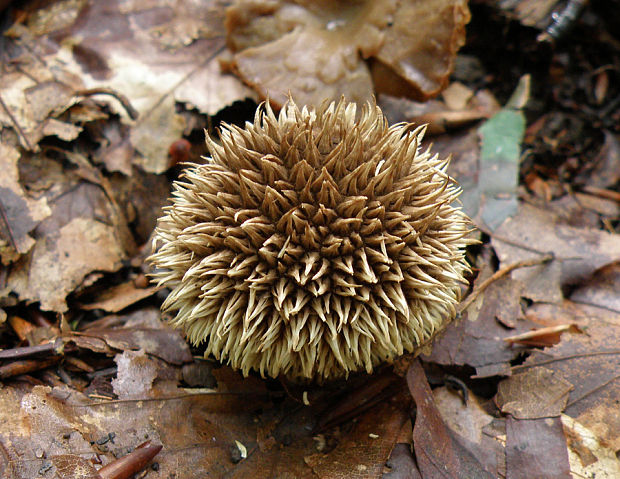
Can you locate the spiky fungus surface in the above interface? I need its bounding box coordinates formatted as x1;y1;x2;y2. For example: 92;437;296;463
149;98;472;382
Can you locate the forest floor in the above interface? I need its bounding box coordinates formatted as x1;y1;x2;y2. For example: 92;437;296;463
0;1;618;478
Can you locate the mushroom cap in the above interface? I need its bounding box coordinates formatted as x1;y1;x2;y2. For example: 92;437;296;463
149;98;472;381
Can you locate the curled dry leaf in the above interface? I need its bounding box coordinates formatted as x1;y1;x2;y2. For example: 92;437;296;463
225;0;470;107
0;143;51;263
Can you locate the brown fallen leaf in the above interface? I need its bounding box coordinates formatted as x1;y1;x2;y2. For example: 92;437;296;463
384;443;422;479
492;202;620;304
503;324;582;347
5;0;255;174
406;360;494;478
570;261;620;313
433;387;504;477
304;392;410;478
495;367;574;419
0;143;51;263
80;281;161;313
562;415;620;478
425;276;536;378
51;454;101;479
226;0;470;107
515;301;620;451
314;371;400;433
505;415;571;479
379;85;500;135
70;326;193;366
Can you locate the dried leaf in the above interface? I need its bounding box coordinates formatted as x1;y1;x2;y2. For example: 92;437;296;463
570;261;620;313
406;360;494;478
77;327;193;366
80;281;160;313
305;393;410;478
227;0;470;106
562;415;620;478
505;415;571;479
425;277;535;377
492;202;620;303
433;387;503;477
0;143;51;262
7;217;126;312
496;367;574;419
6;0;255;173
518;303;620;450
384;443;422;479
51;454;101;479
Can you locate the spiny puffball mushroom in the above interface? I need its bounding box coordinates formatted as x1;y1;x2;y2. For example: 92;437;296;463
149;98;472;382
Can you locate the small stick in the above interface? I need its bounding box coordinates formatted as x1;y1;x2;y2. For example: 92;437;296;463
458;254;554;313
0;92;34;149
76;87;139;120
0;357;61;379
503;324;579;344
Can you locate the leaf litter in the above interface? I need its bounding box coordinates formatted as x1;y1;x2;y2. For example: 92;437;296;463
0;0;619;478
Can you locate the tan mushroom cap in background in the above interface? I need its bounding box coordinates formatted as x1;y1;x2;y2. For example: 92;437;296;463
225;0;470;107
149;98;473;382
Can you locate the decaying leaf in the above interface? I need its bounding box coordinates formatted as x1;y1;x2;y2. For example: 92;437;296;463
407;360;494;478
226;0;470;107
80;281;160;313
518;302;620;451
0;143;51;263
425;276;535;377
495;367;574;419
433;387;504;477
5;0;255;173
505;415;572;479
7;217;126;312
562;414;620;479
492;202;620;303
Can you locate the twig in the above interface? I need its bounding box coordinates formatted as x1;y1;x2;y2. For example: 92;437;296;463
76;87;139;120
458;254;554;313
0;198;17;252
581;185;620;203
566;373;620;408
503;324;579;344
511;350;620;371
0;92;33;149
